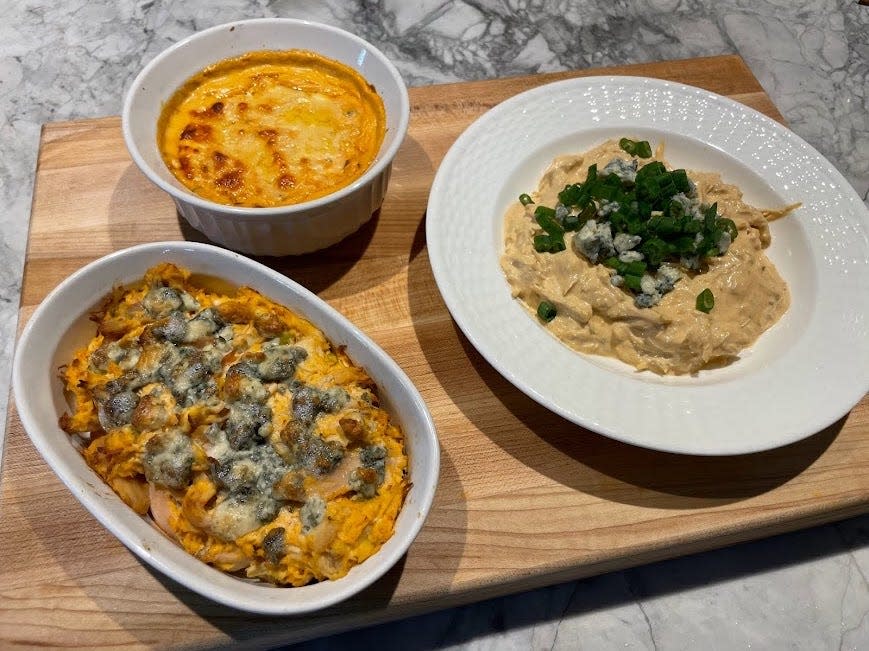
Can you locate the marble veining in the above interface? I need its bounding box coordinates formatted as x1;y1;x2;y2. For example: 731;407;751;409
0;1;867;648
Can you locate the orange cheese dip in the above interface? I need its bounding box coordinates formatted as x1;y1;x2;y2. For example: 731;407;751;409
157;50;387;207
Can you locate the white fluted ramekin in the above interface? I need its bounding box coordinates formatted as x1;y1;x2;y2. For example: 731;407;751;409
122;19;409;256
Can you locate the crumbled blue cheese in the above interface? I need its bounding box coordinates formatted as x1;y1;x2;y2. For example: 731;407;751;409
655;263;682;292
153;311;188;343
184;308;222;342
142;428;193;490
300;495;326;533
602;157;638;182
634;288;661;309
670;191;703;220
573;219;615;264
640;274;658;296
210;493;265;541
597;200;620;218
143;286;183;318
225;399;273;449
632;264;683;308
256;345;308;382
618;250;644;263
106;341;140;370
613;232;641;253
292;385;348;424
97;390;139;430
179;290;200;312
349;445;387;499
686;177;697;197
205;425;291;540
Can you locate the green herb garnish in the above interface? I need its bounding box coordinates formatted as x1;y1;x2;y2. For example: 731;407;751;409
619;138;653;158
537;300;557;322
527;138;739;308
519;193;534;206
533;234;565;253
532;206;567;253
696;288;715;313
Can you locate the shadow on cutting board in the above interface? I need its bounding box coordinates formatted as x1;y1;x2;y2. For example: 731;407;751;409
105;134;435;300
104;160;380;297
454;327;841;507
133;554;410;644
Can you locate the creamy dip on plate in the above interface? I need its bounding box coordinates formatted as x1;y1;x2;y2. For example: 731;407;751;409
500;139;791;375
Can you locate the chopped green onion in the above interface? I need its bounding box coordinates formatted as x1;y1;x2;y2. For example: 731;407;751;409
619;138;653;158
533;234;565;253
537;300;557;322
533;234;553;252
519;193;534;206
562;214;580;231
696;288;715;313
623;274;643;291
532;205;567;252
525;137;739;306
603;256;623;271
558;184;583;206
534;206;563;237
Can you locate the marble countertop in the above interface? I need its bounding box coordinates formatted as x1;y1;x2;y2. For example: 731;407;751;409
1;1;867;648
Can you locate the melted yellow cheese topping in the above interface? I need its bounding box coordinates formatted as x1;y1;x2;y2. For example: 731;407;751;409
60;263;408;586
157;50;387;207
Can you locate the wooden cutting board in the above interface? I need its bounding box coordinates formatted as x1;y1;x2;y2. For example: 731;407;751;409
2;55;867;649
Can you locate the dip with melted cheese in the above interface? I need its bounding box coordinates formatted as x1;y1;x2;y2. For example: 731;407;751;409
157;50;386;207
59;263;408;585
501;139;791;375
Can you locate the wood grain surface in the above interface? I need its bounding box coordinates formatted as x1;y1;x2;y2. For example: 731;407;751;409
2;55;867;649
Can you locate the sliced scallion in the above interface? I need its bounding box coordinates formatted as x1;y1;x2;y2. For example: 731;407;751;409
696;288;715;313
619;137;653;158
537;300;557;322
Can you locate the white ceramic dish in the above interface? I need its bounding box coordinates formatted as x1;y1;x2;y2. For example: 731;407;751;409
12;241;439;614
122;19;410;256
427;75;869;456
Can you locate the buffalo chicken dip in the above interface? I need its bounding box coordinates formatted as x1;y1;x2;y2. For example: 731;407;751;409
501;138;792;375
59;263;408;585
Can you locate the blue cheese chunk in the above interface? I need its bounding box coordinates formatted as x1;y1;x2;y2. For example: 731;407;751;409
656;263;682;292
142;428;193;490
618;250;644;263
142;286;183;318
602;157;638;182
613;232;641;253
573;219;615;264
596;199;621;218
300;495;326;533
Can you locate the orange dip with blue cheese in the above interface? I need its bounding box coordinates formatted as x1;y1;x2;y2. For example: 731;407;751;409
59;263;408;585
157;50;386;208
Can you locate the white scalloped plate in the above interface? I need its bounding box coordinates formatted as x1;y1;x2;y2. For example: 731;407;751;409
426;76;869;455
